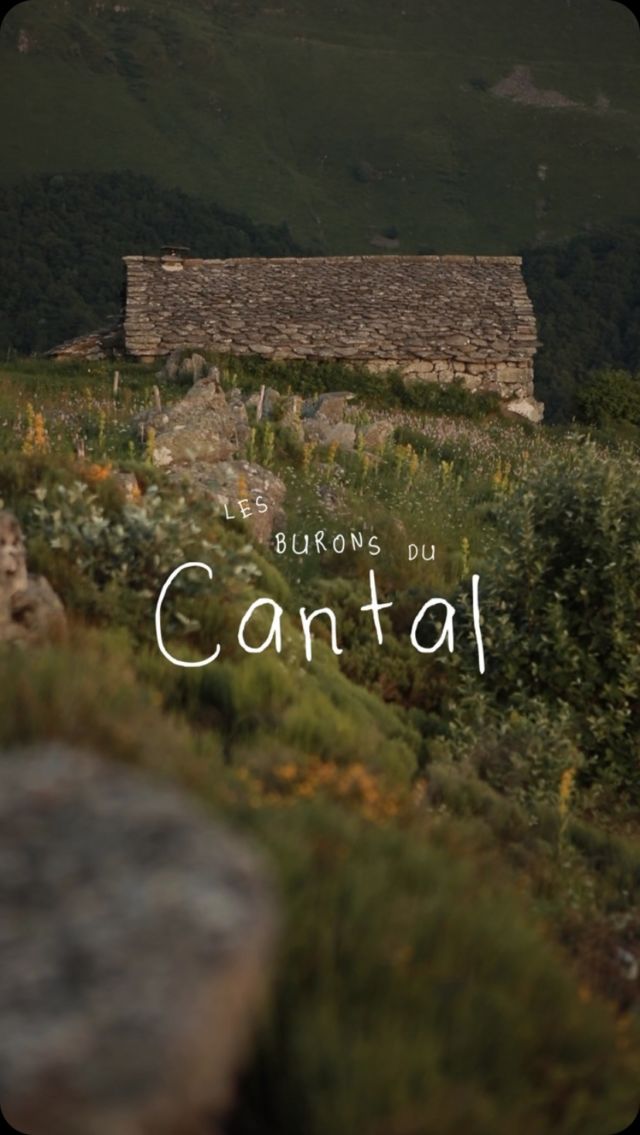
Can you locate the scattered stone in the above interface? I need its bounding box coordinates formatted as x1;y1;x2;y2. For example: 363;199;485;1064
615;947;639;983
112;472;143;502
138;375;286;540
302;418;356;450
147;374;250;467
491;64;582;110
503;397;545;424
277;394;305;441
302;391;356;424
160;351;217;385
262;387;283;419
0;744;278;1135
358;419;395;451
0;511;67;648
178;352;210;384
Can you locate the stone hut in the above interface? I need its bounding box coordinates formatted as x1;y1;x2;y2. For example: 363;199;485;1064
123;253;542;420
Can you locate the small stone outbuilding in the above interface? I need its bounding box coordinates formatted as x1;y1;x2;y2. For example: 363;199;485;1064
123;253;542;420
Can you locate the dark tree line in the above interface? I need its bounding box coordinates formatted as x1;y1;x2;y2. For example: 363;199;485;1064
0;171;301;356
523;223;640;422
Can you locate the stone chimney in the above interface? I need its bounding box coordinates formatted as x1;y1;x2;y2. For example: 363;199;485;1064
161;245;190;271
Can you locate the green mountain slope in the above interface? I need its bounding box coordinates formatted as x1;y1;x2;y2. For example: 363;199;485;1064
1;0;639;253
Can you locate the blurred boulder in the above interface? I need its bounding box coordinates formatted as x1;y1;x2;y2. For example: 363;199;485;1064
302;418;356;450
358;419;395;451
300;391;357;449
139;378;284;542
0;744;278;1135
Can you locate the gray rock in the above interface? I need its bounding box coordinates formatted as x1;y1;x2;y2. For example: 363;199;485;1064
181;354;212;384
503;396;545;424
245;388;292;423
0;511;67;648
150;375;250;468
112;472;142;502
615;947;639;982
160;351;215;386
181;459;287;544
302;418;356;450
358;419;395;451
262;387;283;419
160;348;184;382
141;381;284;541
0;744;277;1135
302;391;356;424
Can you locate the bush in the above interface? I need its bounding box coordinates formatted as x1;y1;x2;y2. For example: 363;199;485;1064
577;368;640;428
453;440;640;797
0;630;225;795
218;356;502;420
229;801;639;1135
435;694;583;815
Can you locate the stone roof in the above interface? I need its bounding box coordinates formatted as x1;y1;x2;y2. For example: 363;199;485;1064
124;255;539;363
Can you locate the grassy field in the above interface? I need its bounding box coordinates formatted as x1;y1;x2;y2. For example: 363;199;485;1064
1;0;639;252
1;354;639;1132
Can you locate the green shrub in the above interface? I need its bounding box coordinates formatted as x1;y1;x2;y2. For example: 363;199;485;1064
454;440;640;797
436;694;583;814
577;368;640;428
217;356;503;420
229;801;639;1135
8;468;261;642
0;630;225;794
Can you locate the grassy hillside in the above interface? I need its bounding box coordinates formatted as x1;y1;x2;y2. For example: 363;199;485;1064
1;354;640;1132
1;0;639;252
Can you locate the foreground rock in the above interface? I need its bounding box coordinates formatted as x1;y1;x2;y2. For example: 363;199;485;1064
0;744;278;1135
0;511;67;647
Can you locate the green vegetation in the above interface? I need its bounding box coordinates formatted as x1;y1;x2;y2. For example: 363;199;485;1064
2;0;639;1120
443;440;640;799
524;223;640;422
222;352;504;418
1;0;639;254
578;368;640;434
1;356;639;1132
